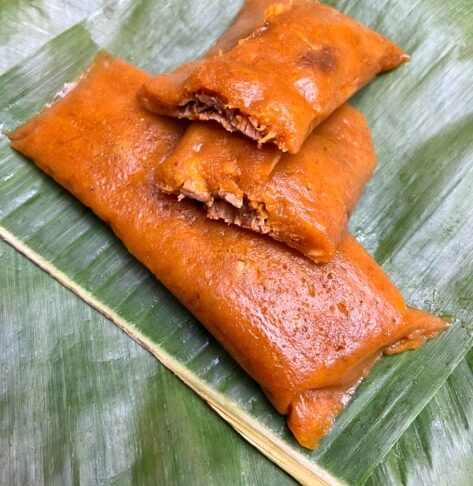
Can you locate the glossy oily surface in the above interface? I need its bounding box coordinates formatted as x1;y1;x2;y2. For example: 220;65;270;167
137;0;277;115
156;104;376;262
156;120;281;203
140;0;406;153
9;53;444;449
2;0;473;483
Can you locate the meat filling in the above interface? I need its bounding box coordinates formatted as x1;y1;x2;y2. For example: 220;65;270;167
207;197;271;235
167;179;272;236
176;93;276;145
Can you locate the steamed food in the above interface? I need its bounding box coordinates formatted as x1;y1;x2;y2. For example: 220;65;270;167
139;0;407;153
9;54;445;449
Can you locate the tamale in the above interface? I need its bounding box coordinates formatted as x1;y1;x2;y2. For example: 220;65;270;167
155;105;375;262
139;0;407;153
9;53;445;448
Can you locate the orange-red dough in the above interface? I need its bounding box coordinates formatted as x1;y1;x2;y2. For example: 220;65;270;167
156;105;375;262
9;54;444;449
139;0;407;153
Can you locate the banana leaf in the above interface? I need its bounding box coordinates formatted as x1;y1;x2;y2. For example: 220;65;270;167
0;236;295;486
368;351;473;486
3;241;471;486
0;0;107;73
1;0;472;484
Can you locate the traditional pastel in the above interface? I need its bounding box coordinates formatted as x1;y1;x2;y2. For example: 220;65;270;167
9;54;445;448
139;0;407;153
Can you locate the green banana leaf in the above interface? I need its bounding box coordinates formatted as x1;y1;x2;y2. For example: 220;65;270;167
0;236;294;486
368;352;473;486
1;0;472;484
3;239;472;486
0;0;107;73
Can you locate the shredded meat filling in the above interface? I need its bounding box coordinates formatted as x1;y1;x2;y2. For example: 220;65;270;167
172;179;271;235
176;93;275;145
207;198;271;234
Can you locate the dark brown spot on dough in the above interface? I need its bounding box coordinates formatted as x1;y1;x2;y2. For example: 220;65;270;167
299;47;337;72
